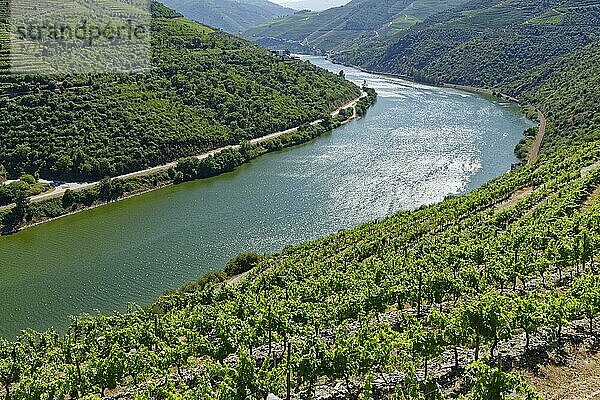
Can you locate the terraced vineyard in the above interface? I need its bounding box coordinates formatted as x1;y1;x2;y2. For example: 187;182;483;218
341;0;600;88
244;0;469;54
0;118;598;399
1;31;600;400
1;1;599;399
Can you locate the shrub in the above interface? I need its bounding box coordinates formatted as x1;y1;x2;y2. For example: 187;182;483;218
180;270;227;293
224;252;263;276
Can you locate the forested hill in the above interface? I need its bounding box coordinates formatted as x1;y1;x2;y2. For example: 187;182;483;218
244;0;469;53
158;0;294;33
0;1;359;181
353;0;600;156
249;0;600;156
350;0;600;87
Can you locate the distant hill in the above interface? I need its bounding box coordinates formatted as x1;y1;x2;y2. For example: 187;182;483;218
159;0;294;33
244;0;468;52
278;0;351;11
345;0;600;88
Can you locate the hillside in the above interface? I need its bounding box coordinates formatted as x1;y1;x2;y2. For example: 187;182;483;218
1;1;600;399
337;0;600;86
158;0;294;33
0;40;599;396
0;1;359;181
2;28;600;400
244;0;468;53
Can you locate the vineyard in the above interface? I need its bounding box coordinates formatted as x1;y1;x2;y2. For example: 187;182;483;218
1;118;599;398
1;64;600;398
1;1;600;399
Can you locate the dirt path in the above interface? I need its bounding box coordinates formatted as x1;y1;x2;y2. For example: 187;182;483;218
581;162;600;178
582;186;600;211
494;186;534;213
528;108;547;164
521;345;600;400
1;92;367;210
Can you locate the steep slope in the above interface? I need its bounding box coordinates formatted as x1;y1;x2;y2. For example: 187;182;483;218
0;0;8;74
509;41;600;152
244;0;468;53
1;2;600;399
159;0;294;33
1;41;599;397
337;0;600;88
0;1;359;181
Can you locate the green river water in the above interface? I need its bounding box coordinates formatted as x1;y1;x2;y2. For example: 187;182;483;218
0;56;534;338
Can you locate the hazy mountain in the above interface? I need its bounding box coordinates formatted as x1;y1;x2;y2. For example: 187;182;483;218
159;0;295;33
277;0;350;11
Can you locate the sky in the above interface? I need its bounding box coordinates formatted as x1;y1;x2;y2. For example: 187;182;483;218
271;0;351;11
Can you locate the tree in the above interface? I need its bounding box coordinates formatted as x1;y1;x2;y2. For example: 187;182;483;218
62;189;76;209
3;187;29;229
0;165;7;183
98;178;113;203
224;252;263;276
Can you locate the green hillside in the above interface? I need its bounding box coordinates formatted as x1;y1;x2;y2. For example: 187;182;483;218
339;0;600;87
158;0;294;33
244;0;468;53
2;34;600;400
1;1;600;399
0;1;359;181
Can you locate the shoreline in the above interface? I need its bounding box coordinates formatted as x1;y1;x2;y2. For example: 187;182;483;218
322;55;545;163
323;55;521;102
0;90;373;235
4;92;367;208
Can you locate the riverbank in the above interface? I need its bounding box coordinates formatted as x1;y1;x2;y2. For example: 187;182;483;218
324;56;545;164
0;56;533;339
0;89;375;235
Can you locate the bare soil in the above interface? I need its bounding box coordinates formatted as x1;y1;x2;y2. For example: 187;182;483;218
520;343;600;399
495;186;534;212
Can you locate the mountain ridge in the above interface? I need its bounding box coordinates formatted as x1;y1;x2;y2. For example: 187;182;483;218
244;0;469;52
158;0;294;33
0;0;359;180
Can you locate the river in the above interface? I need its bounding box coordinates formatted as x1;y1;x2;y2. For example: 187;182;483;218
0;56;533;338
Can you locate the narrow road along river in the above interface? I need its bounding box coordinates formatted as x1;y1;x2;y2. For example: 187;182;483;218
0;56;533;338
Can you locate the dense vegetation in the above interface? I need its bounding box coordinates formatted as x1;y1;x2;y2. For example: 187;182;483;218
0;89;376;232
354;0;600;89
0;174;51;206
1;110;599;398
159;0;293;33
1;1;599;399
0;1;359;181
1;35;599;398
508;41;600;153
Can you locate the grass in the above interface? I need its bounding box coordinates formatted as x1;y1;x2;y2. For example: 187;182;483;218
527;9;565;25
